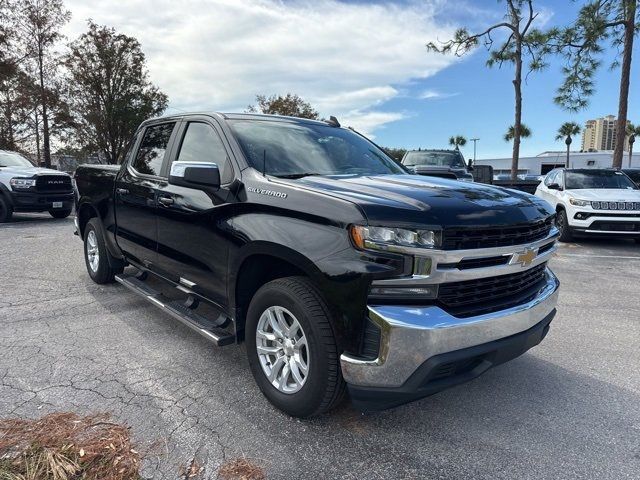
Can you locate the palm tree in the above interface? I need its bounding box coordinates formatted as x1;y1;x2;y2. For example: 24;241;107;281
627;123;640;168
448;135;467;150
555;122;581;168
504;124;531;142
504;124;531;180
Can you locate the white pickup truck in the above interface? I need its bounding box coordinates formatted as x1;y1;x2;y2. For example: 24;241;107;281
0;150;73;223
535;168;640;243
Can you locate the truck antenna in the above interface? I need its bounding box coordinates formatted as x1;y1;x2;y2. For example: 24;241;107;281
327;116;340;127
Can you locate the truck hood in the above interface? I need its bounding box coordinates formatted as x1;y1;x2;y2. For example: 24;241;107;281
293;174;553;227
0;166;69;177
566;189;640;201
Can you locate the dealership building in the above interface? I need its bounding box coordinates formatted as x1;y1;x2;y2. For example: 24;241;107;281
475;150;640;177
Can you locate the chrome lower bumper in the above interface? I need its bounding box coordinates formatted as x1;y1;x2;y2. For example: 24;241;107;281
340;268;560;388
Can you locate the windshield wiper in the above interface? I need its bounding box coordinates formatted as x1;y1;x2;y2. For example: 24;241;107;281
273;172;324;179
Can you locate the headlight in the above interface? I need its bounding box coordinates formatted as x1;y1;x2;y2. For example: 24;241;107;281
569;198;590;206
350;225;440;251
10;178;36;189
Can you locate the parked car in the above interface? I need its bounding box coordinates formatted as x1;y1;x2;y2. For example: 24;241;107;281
74;112;560;416
535;168;640;242
0;150;73;223
401;149;474;182
518;174;544;182
622;168;640;187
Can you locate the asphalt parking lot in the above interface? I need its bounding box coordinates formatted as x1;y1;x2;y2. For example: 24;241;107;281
1;213;639;479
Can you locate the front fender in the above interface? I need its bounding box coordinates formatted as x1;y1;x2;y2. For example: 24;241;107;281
227;212;404;353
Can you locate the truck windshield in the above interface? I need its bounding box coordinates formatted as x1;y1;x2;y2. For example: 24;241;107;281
402;151;465;168
228;120;405;178
0;151;34;168
565;170;637;190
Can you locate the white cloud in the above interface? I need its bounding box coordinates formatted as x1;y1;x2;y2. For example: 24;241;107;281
62;0;460;134
419;89;459;100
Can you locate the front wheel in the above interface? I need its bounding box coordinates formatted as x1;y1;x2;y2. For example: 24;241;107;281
0;196;13;223
556;209;573;242
246;277;345;417
49;208;72;219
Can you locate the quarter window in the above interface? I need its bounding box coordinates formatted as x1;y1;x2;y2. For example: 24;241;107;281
176;122;233;183
132;122;176;176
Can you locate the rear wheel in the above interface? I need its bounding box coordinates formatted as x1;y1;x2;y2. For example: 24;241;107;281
556;209;573;242
49;208;72;219
246;276;345;417
84;218;123;284
0;196;12;223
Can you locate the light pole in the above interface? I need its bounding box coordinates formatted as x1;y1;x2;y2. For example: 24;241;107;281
470;138;480;161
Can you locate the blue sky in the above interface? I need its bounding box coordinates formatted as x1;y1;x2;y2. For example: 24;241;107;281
371;0;640;159
62;0;639;160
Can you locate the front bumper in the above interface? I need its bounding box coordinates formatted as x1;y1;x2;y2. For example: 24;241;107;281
341;268;559;411
10;191;74;212
569;212;640;236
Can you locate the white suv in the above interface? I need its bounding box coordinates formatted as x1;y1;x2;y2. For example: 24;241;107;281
535;168;640;243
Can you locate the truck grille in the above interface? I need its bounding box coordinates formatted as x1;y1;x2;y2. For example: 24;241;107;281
437;263;548;318
442;217;554;250
35;175;72;193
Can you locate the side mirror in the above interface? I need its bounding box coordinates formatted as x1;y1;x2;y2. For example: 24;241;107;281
467;159;474;171
169;161;220;191
547;183;562;191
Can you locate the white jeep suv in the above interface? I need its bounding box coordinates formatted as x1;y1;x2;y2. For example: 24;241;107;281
535;168;640;243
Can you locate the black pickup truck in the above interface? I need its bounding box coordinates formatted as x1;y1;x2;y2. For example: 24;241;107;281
401;149;475;182
74;113;560;417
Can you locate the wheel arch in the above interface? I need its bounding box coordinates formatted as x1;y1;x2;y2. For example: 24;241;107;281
231;244;325;342
0;183;13;205
77;201;99;238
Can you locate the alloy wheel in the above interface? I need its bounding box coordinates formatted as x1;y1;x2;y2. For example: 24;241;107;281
255;306;309;394
86;230;100;272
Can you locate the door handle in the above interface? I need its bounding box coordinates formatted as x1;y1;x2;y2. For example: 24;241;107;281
116;188;129;195
158;196;174;206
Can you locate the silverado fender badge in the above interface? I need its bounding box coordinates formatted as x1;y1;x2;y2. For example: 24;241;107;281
247;186;288;199
510;247;538;267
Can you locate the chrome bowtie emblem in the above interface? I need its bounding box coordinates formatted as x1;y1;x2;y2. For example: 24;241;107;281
510;247;538;267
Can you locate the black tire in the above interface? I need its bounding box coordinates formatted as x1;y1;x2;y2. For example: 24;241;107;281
556;209;573;242
0;196;13;223
49;208;72;219
634;238;640;244
84;218;123;284
246;276;346;417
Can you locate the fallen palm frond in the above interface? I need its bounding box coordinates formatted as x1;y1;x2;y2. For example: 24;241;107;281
217;458;265;480
0;412;141;480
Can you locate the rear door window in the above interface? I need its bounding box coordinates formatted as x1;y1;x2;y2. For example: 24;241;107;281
131;122;176;176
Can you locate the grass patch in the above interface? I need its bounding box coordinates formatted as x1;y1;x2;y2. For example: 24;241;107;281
0;412;141;480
